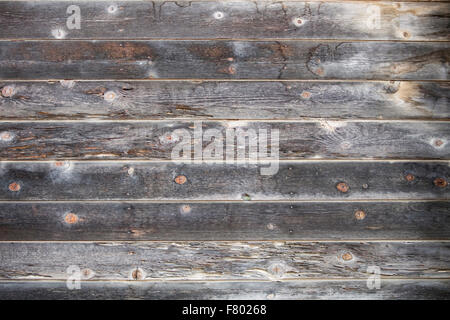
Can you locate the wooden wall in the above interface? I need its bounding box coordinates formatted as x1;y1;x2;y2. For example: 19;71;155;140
0;0;449;299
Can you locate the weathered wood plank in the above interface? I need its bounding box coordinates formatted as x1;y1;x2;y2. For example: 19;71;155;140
0;121;449;160
0;201;448;241
0;161;448;200
1;81;449;120
0;280;448;300
0;41;448;80
0;1;448;41
0;242;449;280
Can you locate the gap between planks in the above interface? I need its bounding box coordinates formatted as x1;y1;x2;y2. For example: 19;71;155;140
0;199;449;203
1;278;450;284
2;38;450;43
0;159;449;163
2;240;450;243
1;119;450;123
2;79;450;83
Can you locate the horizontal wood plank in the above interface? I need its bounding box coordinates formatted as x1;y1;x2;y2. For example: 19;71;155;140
0;201;448;241
0;41;448;80
0;1;448;41
1;81;449;120
0;121;449;160
0;161;448;200
0;241;449;280
0;279;448;300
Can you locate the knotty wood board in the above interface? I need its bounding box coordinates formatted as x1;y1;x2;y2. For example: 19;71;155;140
0;1;448;40
0;121;449;160
1;81;449;120
0;161;448;200
0;41;448;80
0;201;448;240
0;241;448;280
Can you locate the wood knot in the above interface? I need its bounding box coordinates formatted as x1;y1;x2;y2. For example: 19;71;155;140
341;252;353;261
108;4;118;13
104;91;116;102
213;11;224;19
292;17;304;27
354;210;366;220
301;91;311;99
336;182;349;193
268;263;286;277
405;174;415;181
0;131;13;142
81;268;94;280
433;139;444;147
64;213;79;224
131;268;145;280
180;204;191;214
402;31;410;39
241;193;251;201
434;178;448;188
174;175;187;185
8;182;21;192
1;86;15;97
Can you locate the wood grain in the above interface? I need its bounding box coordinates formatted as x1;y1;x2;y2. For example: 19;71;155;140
0;161;448;201
0;121;449;160
1;81;449;120
0;1;448;41
0;41;448;80
0;201;448;241
0;241;448;280
0;280;448;300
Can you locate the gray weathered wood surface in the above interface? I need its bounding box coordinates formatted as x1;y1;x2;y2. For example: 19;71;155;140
1;1;448;41
0;201;448;240
0;0;449;300
1;161;448;200
0;280;448;300
0;41;448;80
1;242;449;280
0;121;449;160
1;81;449;120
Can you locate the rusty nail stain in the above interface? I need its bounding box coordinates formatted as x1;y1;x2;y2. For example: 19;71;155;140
8;182;20;192
342;252;353;261
1;86;14;97
301;91;311;99
175;175;187;184
180;204;191;214
64;213;79;224
434;139;444;147
354;210;366;220
405;174;415;181
336;182;349;193
434;178;448;188
267;223;275;230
